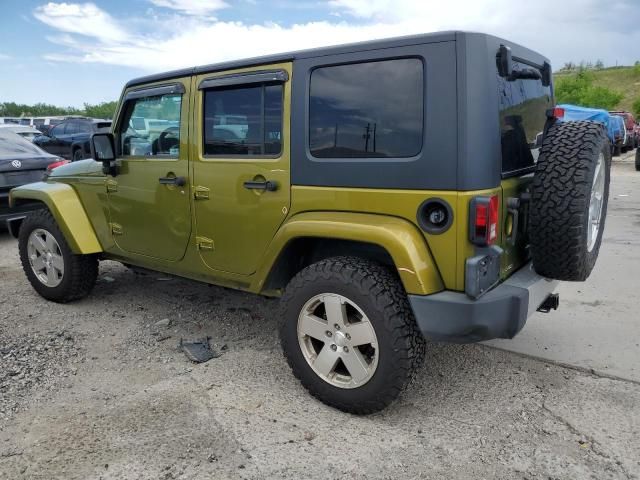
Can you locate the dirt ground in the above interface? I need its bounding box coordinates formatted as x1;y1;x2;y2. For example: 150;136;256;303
1;154;639;480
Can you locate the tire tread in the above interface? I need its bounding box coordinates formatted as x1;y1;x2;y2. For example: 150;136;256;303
280;256;425;414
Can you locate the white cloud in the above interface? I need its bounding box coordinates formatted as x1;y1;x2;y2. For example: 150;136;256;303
0;53;11;61
33;2;130;43
32;0;640;74
148;0;229;15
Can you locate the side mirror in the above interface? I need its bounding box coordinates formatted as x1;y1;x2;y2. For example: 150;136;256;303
90;132;117;176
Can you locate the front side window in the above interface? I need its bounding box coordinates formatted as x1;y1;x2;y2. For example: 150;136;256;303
203;83;283;156
309;58;424;159
498;61;552;175
65;121;79;135
119;94;182;157
50;123;65;137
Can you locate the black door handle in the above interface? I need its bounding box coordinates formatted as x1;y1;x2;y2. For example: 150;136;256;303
243;180;278;191
159;176;186;187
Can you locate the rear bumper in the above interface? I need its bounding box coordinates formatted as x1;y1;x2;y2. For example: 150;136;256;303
408;262;558;343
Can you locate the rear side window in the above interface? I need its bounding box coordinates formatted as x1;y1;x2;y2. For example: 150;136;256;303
309;58;424;159
498;61;552;176
203;83;283;156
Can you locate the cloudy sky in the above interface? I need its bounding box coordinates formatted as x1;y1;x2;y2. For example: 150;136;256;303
1;0;639;107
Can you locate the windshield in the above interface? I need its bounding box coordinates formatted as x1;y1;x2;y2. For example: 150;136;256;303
0;129;48;159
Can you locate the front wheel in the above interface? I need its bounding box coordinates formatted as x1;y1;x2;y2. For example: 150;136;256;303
18;209;98;303
635;148;640;171
73;148;84;161
279;256;425;414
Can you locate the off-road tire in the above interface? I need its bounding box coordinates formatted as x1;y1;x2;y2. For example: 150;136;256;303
635;148;640;171
280;256;426;414
529;121;610;281
18;209;98;303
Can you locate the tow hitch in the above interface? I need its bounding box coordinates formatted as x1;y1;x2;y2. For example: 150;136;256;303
537;293;559;313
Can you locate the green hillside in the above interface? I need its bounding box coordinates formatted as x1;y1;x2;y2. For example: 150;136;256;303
554;66;640;114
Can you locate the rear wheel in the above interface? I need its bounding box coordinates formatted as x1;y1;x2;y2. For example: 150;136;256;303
279;256;425;414
73;148;84;161
529;121;610;281
18;209;98;302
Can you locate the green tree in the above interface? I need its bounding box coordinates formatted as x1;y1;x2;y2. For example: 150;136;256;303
83;101;118;119
555;71;623;110
632;97;640;118
0;101;118;119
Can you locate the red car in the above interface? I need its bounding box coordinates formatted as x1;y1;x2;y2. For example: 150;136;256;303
609;111;638;150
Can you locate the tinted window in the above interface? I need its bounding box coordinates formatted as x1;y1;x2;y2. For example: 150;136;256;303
33;119;45;127
119;93;182;156
65;121;79;135
309;58;423;159
19;118;31;126
50;123;66;136
203;83;283;156
498;61;552;175
78;121;93;133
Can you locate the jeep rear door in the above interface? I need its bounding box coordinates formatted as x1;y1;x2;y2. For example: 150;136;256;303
107;79;192;261
497;55;553;277
191;63;291;275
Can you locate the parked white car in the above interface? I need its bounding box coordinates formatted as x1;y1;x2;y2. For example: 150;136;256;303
0;117;21;125
0;124;42;141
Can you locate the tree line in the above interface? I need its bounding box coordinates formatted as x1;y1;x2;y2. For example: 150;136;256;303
0;101;118;120
555;63;640;115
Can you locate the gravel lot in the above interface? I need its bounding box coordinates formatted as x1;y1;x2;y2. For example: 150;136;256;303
1;154;639;479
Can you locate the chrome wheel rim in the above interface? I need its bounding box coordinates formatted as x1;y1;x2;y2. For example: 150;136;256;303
297;293;378;389
587;153;606;252
27;228;64;287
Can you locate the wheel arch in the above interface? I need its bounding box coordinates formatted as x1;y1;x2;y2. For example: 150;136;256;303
10;182;103;254
255;211;444;296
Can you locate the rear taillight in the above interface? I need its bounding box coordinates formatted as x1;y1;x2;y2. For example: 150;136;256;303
470;195;499;246
47;159;70;171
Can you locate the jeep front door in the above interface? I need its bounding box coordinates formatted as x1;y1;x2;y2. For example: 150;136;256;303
107;81;191;261
192;64;291;275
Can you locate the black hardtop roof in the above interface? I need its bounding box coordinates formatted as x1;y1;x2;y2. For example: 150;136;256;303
125;30;461;89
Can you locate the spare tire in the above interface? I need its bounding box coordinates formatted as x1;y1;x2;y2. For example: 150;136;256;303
529;120;610;281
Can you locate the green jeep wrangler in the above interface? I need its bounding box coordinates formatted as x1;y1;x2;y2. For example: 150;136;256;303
9;32;610;414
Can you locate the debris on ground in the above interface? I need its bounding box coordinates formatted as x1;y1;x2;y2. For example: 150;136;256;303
154;318;171;329
179;337;221;363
